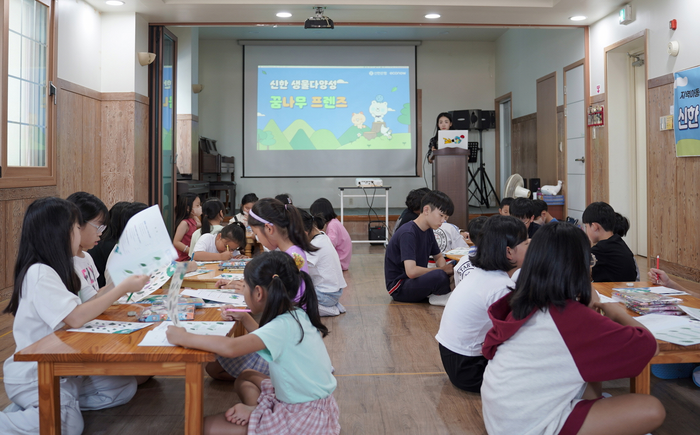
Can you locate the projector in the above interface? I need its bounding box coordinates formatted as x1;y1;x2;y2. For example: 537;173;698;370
305;6;334;29
356;178;383;188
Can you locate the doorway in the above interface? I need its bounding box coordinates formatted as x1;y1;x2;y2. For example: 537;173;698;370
148;26;178;234
495;93;512;198
564;60;586;222
605;32;648;256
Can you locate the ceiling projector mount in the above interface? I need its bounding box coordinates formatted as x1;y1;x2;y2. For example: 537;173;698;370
305;6;334;29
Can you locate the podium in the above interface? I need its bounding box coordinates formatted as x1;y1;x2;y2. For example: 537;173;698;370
433;148;469;230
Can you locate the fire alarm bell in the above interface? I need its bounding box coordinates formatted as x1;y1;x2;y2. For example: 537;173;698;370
669;19;677;30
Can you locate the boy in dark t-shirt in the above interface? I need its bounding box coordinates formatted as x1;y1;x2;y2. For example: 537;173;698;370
582;202;637;282
385;190;455;305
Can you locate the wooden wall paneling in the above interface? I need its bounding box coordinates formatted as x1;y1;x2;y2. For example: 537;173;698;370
81;96;102;198
647;84;678;265
176;116;193;175
5;200;27;290
101;100;136;207
536;72;558;185
0;200;6;297
511;113;537;180
589;94;608;203
677;156;700;270
57;90;83;198
556;105;566;200
134;101;150;204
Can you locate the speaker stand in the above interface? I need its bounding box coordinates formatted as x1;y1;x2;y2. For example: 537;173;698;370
467;130;500;208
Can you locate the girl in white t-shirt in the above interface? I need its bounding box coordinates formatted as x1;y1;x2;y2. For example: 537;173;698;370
300;210;347;317
436;215;529;393
229;192;258;227
189;198;226;257
192;222;247;261
66;192;109;303
1;197;148;435
166;251;339;435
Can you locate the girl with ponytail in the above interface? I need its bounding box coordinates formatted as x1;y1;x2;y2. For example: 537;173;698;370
167;251;339;435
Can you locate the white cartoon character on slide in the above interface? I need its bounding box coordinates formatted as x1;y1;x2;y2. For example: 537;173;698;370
369;95;394;139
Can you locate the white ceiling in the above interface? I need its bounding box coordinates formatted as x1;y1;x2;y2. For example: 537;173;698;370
84;0;626;28
195;26;510;42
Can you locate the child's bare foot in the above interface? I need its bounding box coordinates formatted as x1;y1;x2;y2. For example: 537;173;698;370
225;403;255;426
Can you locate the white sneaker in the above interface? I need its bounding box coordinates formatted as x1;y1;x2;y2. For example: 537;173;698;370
336;302;346;314
318;304;341;317
429;292;452;306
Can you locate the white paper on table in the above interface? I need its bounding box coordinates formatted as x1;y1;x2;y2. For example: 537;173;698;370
181;289;247;306
595;291;616;304
634;313;691;332
68;320;153;334
106;205;178;286
116;263;173;304
652;320;700;346
612;286;688;296
213;274;244;280
184;269;212;278
138;321;235;346
679;305;700;321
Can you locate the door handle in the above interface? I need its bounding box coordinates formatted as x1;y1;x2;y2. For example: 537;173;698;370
575;156;585;163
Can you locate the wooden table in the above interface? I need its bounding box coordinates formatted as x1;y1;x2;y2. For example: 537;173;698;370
14;302;245;435
183;268;243;289
594;281;700;395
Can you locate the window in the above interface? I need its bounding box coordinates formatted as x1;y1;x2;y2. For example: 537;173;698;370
1;0;55;187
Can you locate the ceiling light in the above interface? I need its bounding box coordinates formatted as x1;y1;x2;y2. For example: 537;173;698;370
276;12;292;18
569;16;586;21
106;0;124;5
425;14;441;19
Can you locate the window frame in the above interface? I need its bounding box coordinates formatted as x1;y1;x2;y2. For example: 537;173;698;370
0;0;56;188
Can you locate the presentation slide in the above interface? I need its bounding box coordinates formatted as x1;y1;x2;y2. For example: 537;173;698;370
257;66;411;151
243;44;417;178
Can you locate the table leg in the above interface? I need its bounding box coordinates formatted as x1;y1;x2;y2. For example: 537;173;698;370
185;363;204;435
37;362;61;435
630;363;651;394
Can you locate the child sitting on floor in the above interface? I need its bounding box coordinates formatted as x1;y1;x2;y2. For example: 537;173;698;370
437;215;528;393
498;197;513;216
481;222;664;435
166;251;340;435
1;198;148;435
454;216;487;286
300;210;347;317
189;198;226;257
384;190;454;306
509;197;537;238
192;222;247;261
582;202;637;282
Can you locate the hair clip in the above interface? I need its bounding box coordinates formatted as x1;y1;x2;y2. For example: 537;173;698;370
271;274;279;279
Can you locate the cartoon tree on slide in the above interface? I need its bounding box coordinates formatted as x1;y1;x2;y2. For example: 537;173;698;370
397;103;411;132
257;129;276;150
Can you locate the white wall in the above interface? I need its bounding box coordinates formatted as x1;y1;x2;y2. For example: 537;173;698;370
495;28;585;118
101;13;137;93
135;14;149;97
170;27;200;115
198;39;497;210
590;0;700;92
57;0;101;90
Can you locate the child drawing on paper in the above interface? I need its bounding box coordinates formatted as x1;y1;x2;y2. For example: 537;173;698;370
1;197;149;435
167;251;339;435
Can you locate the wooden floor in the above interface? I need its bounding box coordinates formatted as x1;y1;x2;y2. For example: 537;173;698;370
1;246;700;434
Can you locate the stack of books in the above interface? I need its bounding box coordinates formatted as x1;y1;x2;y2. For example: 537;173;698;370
612;289;683;315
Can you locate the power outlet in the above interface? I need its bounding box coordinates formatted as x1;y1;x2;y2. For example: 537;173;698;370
349;198;354;205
